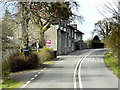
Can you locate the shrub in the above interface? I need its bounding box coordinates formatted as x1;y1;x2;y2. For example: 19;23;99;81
8;55;24;72
89;35;104;49
44;48;55;59
25;53;39;69
2;60;10;79
8;53;39;72
36;47;55;62
90;41;104;49
32;51;42;65
7;47;54;72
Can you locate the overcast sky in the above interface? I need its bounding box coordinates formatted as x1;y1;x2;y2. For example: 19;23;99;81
74;0;117;40
0;0;118;41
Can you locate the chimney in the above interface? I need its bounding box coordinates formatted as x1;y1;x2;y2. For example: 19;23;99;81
71;24;77;29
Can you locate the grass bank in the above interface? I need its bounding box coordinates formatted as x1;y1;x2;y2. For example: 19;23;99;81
1;78;23;88
1;60;56;89
2;47;56;88
104;52;120;79
1;59;56;89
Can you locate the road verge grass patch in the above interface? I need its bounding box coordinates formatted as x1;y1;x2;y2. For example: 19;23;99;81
104;52;120;78
1;78;23;88
43;61;56;65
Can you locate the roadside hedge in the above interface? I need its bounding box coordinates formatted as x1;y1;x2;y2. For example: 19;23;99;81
3;47;55;74
8;53;39;72
34;47;55;63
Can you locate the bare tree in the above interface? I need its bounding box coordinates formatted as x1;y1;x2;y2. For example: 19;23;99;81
94;18;113;39
96;0;120;65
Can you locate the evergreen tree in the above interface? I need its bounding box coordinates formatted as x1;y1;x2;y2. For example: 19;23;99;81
2;8;14;57
90;35;104;49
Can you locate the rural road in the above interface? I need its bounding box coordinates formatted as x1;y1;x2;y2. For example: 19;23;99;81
81;49;118;89
20;49;118;89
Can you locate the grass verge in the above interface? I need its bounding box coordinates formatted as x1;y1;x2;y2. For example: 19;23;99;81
43;61;56;65
1;78;24;88
104;52;120;79
1;61;56;89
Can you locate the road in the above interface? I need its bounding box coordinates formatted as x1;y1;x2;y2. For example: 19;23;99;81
21;49;118;89
81;49;118;89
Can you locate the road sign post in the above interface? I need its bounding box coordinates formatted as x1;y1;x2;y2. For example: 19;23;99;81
21;49;31;56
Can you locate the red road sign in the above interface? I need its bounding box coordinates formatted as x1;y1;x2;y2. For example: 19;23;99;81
46;40;51;47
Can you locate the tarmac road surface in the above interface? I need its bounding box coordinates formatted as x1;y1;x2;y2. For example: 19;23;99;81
19;49;118;89
81;49;118;89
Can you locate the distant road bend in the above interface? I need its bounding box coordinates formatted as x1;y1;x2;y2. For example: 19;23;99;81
21;49;118;89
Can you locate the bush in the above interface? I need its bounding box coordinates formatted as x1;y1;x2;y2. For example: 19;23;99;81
8;53;39;72
8;53;24;72
25;53;39;69
45;48;55;59
90;42;104;49
5;47;54;72
89;35;104;49
35;47;55;62
2;60;10;79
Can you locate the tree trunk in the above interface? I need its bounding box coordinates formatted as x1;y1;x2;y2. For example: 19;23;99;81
21;3;29;49
39;32;45;48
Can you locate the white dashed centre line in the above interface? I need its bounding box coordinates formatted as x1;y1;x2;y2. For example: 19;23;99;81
38;72;41;74
21;70;43;88
34;74;38;77
31;78;35;80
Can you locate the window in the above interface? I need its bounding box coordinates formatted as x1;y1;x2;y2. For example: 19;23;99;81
69;39;71;47
69;28;71;37
75;33;76;39
72;30;74;38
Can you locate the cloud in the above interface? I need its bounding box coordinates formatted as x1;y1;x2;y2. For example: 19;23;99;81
87;15;104;23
